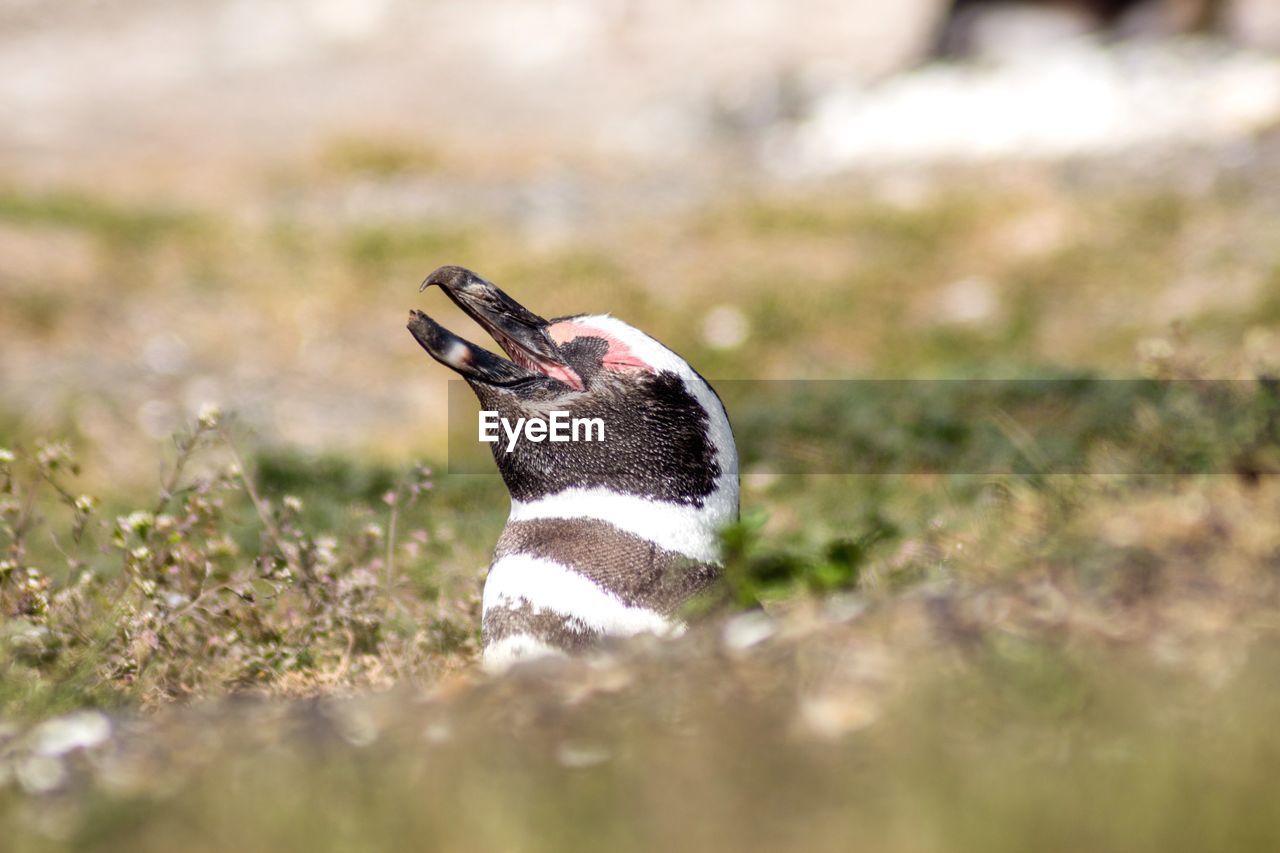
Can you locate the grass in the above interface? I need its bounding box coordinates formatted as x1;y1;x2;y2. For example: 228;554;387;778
317;136;446;178
0;422;478;717
0;189;202;248
1;534;1277;851
2;158;1280;849
2;379;1277;850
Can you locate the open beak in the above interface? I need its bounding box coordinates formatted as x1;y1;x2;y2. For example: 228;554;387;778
407;266;584;390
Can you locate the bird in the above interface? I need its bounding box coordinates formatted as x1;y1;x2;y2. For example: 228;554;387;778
408;265;738;670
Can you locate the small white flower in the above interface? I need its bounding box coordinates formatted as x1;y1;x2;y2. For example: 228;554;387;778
35;442;70;467
196;402;222;428
119;511;154;534
0;448;14;464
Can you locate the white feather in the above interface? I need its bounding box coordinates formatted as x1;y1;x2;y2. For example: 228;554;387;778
483;553;680;637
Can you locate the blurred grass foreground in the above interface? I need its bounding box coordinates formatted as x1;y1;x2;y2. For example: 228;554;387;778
4;0;1280;850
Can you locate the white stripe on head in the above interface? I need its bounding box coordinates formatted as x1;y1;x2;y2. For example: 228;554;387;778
483;553;682;637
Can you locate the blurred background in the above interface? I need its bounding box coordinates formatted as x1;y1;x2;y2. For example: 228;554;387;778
3;0;1279;489
4;4;1280;851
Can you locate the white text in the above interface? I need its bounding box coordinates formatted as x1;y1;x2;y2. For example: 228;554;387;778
479;411;605;453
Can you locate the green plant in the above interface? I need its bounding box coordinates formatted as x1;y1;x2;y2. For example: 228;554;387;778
0;414;473;717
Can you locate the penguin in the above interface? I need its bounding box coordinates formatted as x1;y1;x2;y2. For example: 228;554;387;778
407;265;739;670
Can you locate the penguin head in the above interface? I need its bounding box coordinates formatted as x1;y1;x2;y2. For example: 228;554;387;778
408;266;737;511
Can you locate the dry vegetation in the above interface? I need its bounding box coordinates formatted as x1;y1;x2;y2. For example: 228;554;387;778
2;135;1280;850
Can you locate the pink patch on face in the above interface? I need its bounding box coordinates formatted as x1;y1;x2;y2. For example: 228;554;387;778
550;320;656;374
541;362;585;389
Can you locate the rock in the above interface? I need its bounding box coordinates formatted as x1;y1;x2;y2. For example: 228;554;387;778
1225;0;1280;52
612;0;949;87
777;40;1280;172
1117;0;1217;38
941;2;1103;61
721;611;777;654
30;711;112;757
0;0;949;194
